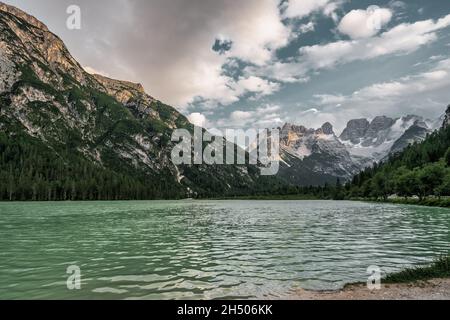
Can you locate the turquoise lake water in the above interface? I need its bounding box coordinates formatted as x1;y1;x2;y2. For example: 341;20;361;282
0;200;449;299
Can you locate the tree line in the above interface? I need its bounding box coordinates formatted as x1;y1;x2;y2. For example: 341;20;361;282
0;132;186;201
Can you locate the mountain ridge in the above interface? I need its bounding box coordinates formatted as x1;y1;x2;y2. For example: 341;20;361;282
276;112;442;186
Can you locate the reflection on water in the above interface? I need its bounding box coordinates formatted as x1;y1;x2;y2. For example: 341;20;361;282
0;200;449;299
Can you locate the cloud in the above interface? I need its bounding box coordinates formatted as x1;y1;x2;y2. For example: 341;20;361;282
389;1;406;10
187;112;208;127
227;111;254;127
302;13;450;68
307;57;450;131
8;0;291;110
251;12;450;83
188;75;282;111
314;94;346;105
235;76;280;97
298;21;316;34
283;0;332;19
338;6;393;39
245;61;310;83
214;104;284;129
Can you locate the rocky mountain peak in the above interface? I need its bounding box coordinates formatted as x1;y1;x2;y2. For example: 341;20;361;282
316;122;334;135
340;118;370;144
281;123;308;135
0;2;90;86
0;2;48;31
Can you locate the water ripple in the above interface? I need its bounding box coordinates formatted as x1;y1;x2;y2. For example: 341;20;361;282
0;200;449;299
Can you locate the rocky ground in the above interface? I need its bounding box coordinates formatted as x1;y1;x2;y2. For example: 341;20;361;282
292;278;450;300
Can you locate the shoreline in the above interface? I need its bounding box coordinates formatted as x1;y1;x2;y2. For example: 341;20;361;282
209;196;450;208
0;197;449;209
293;278;450;300
294;256;450;300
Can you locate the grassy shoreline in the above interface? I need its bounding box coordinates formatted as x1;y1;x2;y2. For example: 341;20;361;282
341;256;450;290
384;256;450;284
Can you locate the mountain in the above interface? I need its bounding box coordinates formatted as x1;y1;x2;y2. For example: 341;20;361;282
0;3;278;200
276;114;438;186
277;123;359;185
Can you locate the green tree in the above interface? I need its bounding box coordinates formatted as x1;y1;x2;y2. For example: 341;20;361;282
435;170;450;197
394;167;418;199
445;147;450;167
418;163;445;197
372;173;391;200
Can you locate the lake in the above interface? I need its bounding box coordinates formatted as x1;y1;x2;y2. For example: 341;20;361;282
0;200;449;300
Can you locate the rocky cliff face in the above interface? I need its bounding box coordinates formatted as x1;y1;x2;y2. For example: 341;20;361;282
0;2;268;199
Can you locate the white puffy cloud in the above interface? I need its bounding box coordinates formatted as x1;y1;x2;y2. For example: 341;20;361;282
303;13;450;69
187;112;208;127
283;0;331;19
221;1;291;66
338;6;393;39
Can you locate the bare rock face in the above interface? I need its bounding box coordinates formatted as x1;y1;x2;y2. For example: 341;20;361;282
0;2;48;30
0;2;91;87
93;74;159;120
362;116;396;147
340;119;370;144
0;44;18;93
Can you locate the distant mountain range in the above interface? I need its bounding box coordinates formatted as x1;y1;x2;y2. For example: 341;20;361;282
276;113;444;186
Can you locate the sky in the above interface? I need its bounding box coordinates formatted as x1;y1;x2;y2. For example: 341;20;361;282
3;0;450;133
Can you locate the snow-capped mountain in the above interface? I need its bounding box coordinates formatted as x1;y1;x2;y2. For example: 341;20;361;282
277;114;441;186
